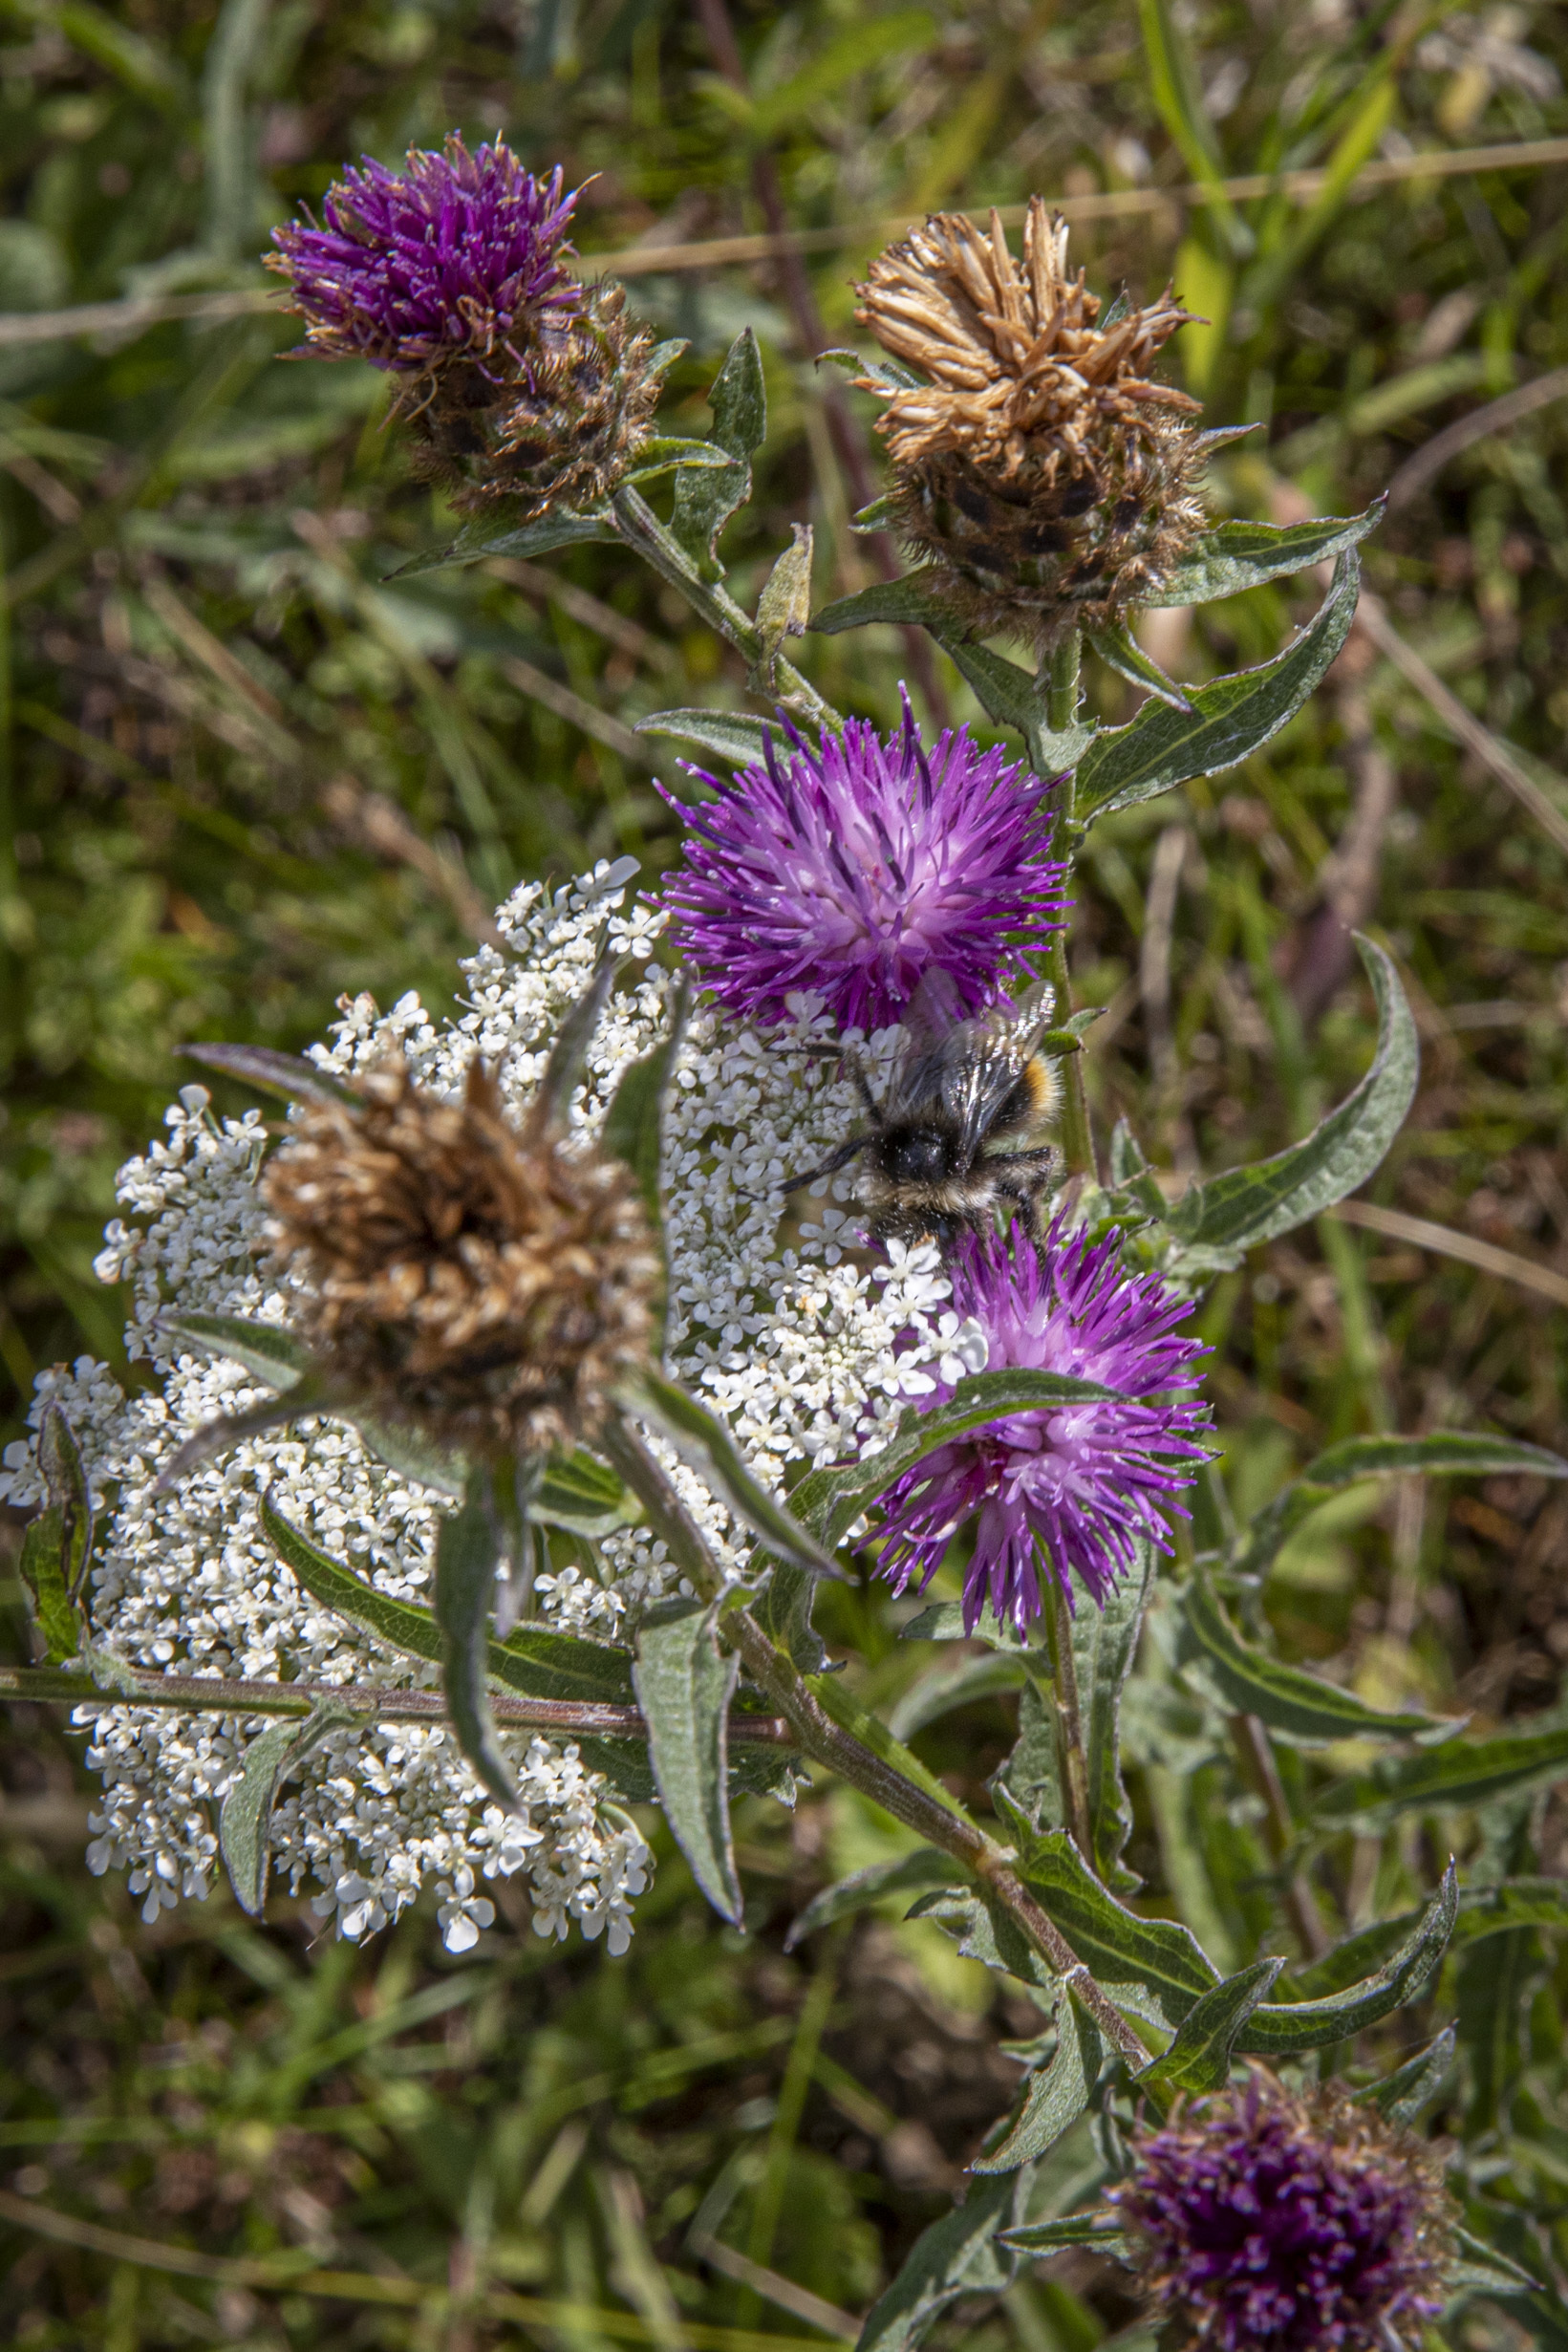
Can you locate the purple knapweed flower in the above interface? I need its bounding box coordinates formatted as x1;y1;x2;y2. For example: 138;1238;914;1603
658;701;1066;1033
268;134;581;377
873;1217;1208;1633
1111;2075;1454;2352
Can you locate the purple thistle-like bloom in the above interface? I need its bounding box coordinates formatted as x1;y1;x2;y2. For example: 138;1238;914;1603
268;135;581;377
658;702;1067;1032
1112;2075;1454;2352
874;1217;1208;1633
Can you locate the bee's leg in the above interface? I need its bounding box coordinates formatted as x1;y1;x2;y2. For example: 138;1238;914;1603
991;1147;1062;1241
738;1134;868;1204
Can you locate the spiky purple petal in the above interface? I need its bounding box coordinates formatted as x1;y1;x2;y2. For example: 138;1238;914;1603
658;701;1067;1032
268;135;582;375
873;1217;1208;1632
1112;2076;1453;2352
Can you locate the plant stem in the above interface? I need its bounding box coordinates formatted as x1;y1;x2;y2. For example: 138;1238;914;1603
1039;633;1095;1176
610;486;841;733
601;1419;1149;2065
1229;1712;1330;1960
1043;1581;1094;1866
0;1662;794;1743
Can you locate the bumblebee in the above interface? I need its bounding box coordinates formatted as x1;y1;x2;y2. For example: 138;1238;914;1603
774;1002;1063;1254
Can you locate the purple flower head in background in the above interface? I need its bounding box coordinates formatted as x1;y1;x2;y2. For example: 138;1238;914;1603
1112;2074;1454;2352
873;1217;1208;1634
268;135;582;377
658;699;1067;1033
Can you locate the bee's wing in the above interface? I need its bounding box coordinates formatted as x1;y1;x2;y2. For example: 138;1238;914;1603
938;1031;1033;1165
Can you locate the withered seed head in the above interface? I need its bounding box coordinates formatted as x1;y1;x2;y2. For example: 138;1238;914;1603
854;199;1208;649
406;280;660;523
263;1056;658;1461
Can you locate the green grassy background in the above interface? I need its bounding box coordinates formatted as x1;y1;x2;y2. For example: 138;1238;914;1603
5;0;1568;2344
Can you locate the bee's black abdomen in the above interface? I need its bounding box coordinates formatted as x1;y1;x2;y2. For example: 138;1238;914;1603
876;1128;955;1184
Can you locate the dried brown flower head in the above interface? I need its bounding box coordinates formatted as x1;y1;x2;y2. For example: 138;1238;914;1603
414;281;660;524
263;1056;657;1460
854;199;1208;648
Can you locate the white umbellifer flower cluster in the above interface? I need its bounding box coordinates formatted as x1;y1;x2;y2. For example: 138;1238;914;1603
1;859;982;1955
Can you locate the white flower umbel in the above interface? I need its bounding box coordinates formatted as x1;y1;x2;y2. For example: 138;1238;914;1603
1;859;979;1953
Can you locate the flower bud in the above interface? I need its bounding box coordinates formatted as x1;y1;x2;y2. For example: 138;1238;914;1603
854;199;1208;649
262;1057;658;1460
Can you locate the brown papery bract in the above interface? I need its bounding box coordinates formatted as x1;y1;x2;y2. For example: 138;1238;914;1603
263;1056;658;1460
855;200;1209;649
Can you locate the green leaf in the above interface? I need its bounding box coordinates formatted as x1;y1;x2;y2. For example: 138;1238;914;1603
998;2214;1128;2259
941;638;1097;775
1011;1825;1220;2028
1235;1431;1568;1582
1085;623;1195;714
533;952;617;1131
848;492;899;531
182;1041;360;1108
788;1368;1124;1554
1447;2224;1543;2303
434;1468;516;1810
973;1997;1106;2173
756;523;814;686
888;1652;1029;1741
601;988;687;1352
1078;1543;1154;1891
633;1601;742;1925
783;1849;961;1951
154;1380;336;1495
1237;1866;1457;2055
806;1670;974;1826
389;507;616;578
219;1699;357;1915
819;348;924;394
745;9;934;139
160;1309;311;1391
535;1448;643;1540
1144;505;1385;607
1139;1957;1284;2097
1315;1721;1568;1832
622;437;737;484
751;1559;830;1673
1354;2028;1454;2126
908;1886;1061;1993
262;1497;443;1666
899;1599;1025;1648
636;709;772;766
671;328;765;579
854;2169;1027;2352
1074;552;1361;821
620;1367;840;1581
1163;936;1416;1259
1178;1566;1449;1745
18;1401;93;1664
811;572;951;636
1458;1927;1540;2130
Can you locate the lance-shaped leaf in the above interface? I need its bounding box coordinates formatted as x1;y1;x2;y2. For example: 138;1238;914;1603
390;507;616;579
888;1651;1030;1741
1085;622;1194;714
1178;1566;1450;1746
1073;552;1361;822
633;1600;742;1925
999;2213;1128;2259
636;708;773;766
1143;504;1385;607
435;1468;516;1809
973;1996;1106;2173
899;1599;1029;1649
811;571;951;637
942;637;1095;776
160;1309;310;1391
1008;1822;1219;2028
153;1377;336;1494
783;1849;961;1952
1446;2224;1543;2304
602;982;688;1353
756;523;814;687
785;1368;1123;1556
1139;1956;1285;2097
619;1367;840;1580
1162;937;1415;1259
532;950;617;1131
1235;1430;1568;1583
854;2169;1029;2352
1077;1543;1154;1891
907;1885;1059;1995
219;1698;357;1915
751;1558;830;1673
19;1402;94;1663
808;1667;974;1824
1236;1866;1457;2056
1314;1720;1568;1834
1354;2028;1454;2127
182;1041;359;1109
671;327;765;578
819;346;923;395
535;1448;642;1540
623;437;737;485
